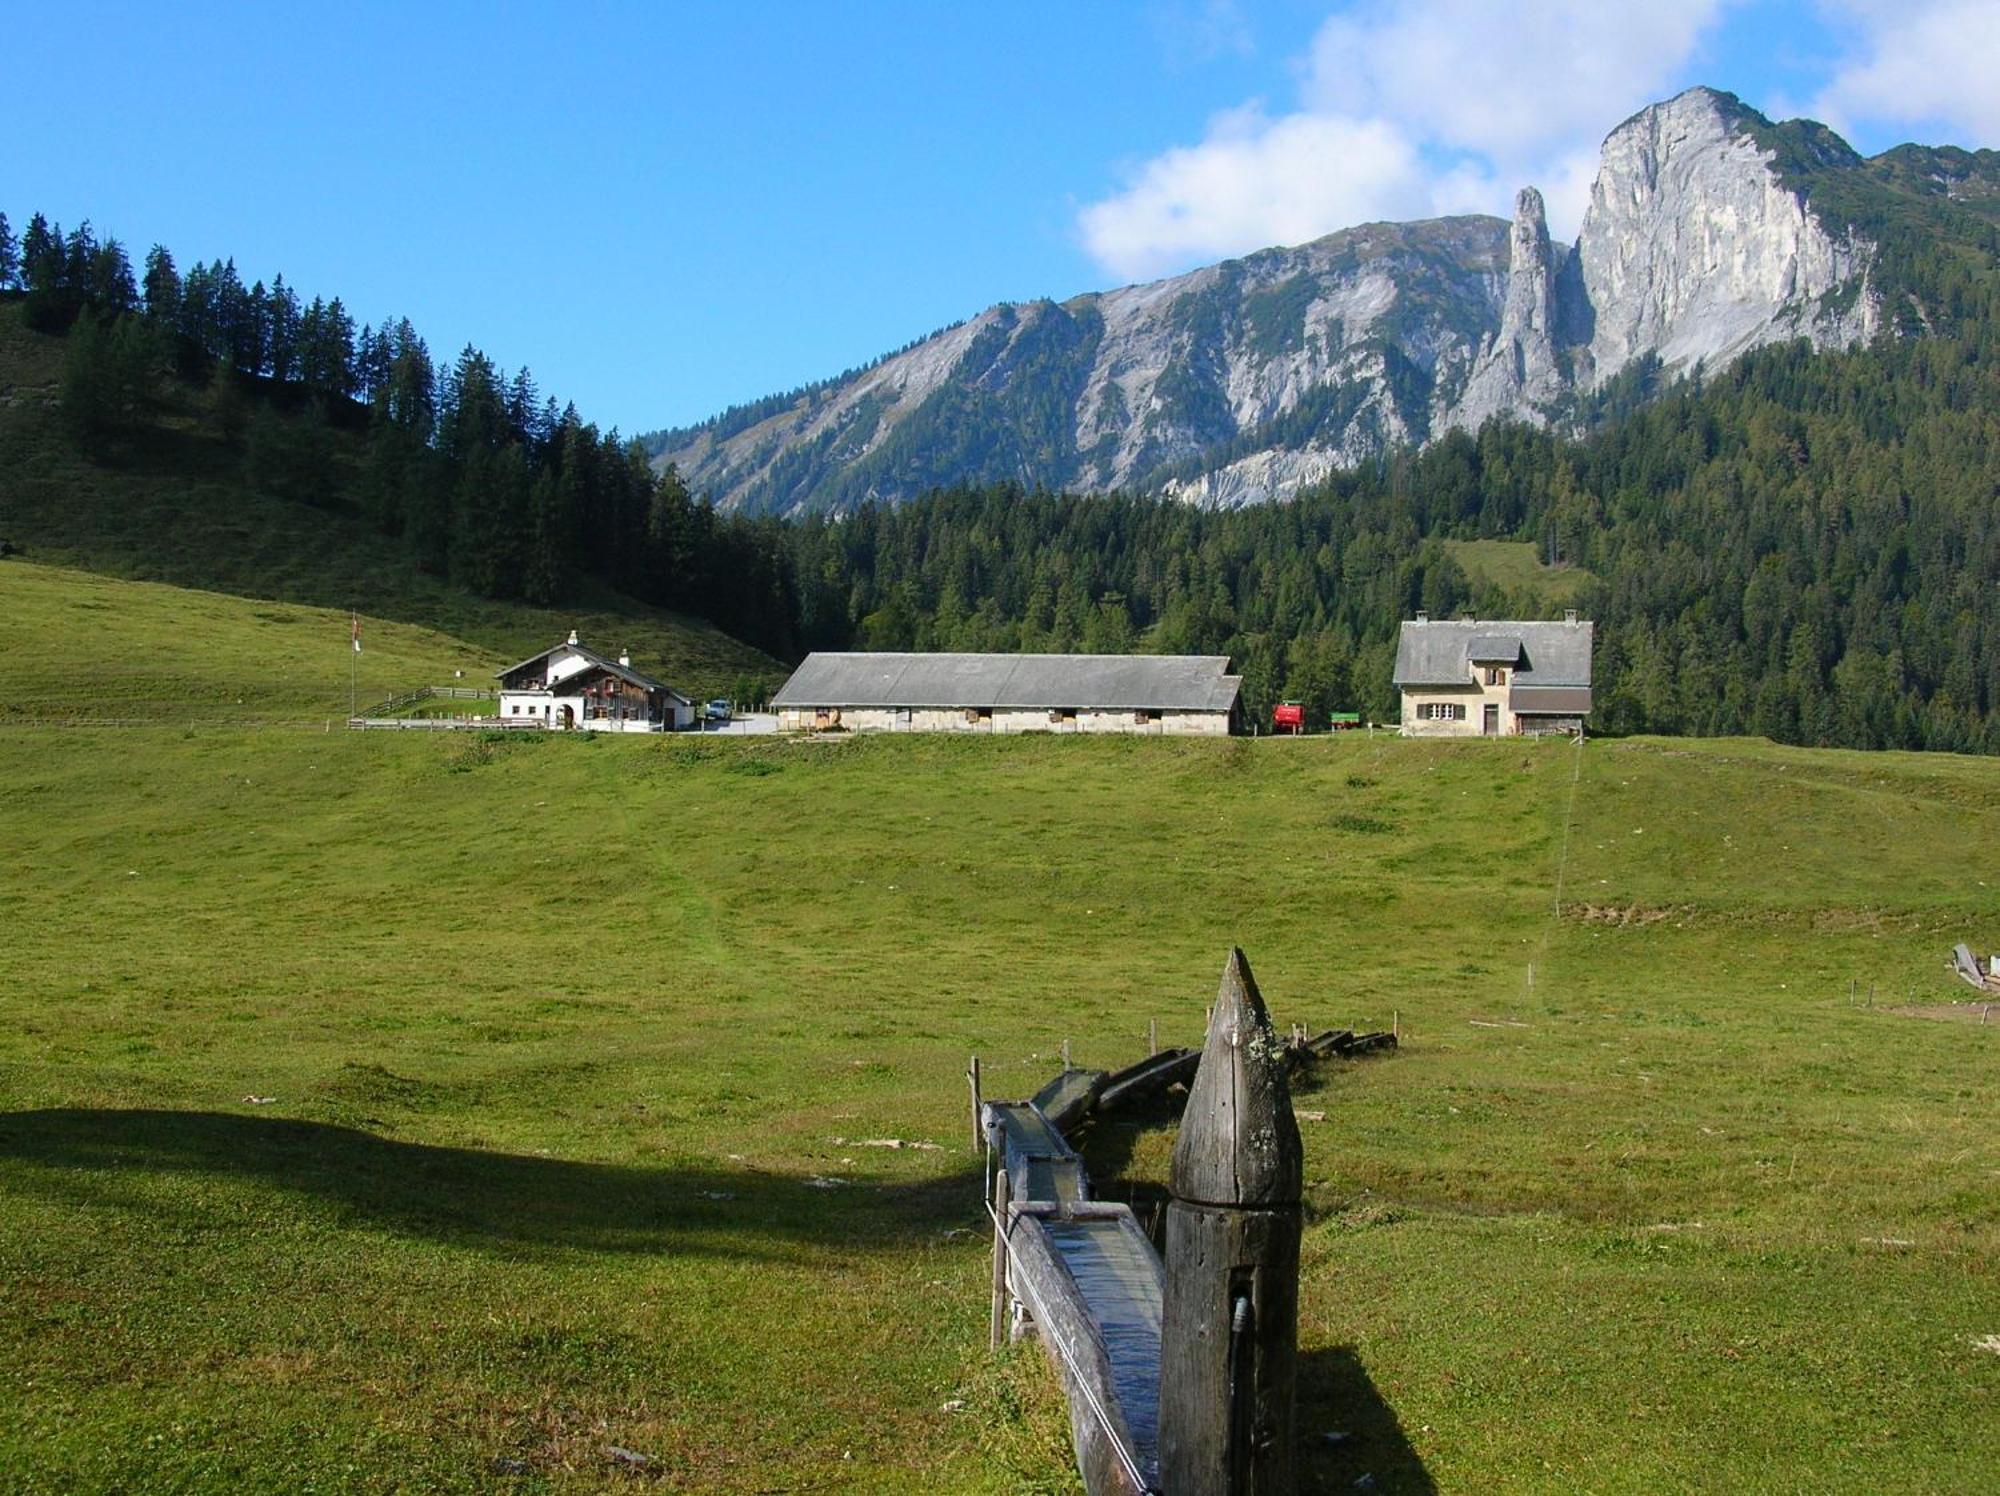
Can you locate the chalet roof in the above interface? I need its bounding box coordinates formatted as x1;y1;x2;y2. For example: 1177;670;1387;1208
771;652;1242;713
494;639;691;702
1393;618;1593;688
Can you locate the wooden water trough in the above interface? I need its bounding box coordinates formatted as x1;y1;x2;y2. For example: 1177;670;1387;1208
977;954;1398;1494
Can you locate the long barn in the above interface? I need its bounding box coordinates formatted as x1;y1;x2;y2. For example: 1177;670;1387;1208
772;652;1242;736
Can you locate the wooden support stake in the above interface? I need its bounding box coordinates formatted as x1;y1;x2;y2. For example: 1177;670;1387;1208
1149;1017;1158;1056
1062;1037;1071;1069
1394;1008;1401;1042
989;1167;1012;1351
967;1056;982;1153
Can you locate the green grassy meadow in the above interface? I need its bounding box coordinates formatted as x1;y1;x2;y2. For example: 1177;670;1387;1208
1;576;1997;1492
1442;539;1593;608
0;559;498;721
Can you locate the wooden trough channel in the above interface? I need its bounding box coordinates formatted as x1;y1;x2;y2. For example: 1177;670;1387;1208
977;955;1396;1495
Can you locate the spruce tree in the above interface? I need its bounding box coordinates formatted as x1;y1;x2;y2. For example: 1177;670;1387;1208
141;245;180;323
0;211;16;290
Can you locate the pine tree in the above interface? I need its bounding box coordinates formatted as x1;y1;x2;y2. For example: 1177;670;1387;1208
90;237;139;313
141;245;180;323
0;211;16;290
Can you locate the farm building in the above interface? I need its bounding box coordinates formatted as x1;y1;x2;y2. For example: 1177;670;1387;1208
1394;612;1593;737
495;631;695;732
771;652;1242;736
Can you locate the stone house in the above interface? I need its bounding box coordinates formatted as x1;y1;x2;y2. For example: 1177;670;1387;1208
1394;613;1593;737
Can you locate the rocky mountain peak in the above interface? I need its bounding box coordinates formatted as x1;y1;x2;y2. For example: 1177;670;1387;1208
650;86;1906;515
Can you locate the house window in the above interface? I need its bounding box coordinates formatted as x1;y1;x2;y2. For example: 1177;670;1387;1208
1423;702;1466;721
1134;710;1157;724
1483;667;1507;686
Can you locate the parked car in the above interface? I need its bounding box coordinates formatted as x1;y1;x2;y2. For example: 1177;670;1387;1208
704;699;732;723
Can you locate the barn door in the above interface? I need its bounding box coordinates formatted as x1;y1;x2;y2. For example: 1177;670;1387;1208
1482;703;1499;736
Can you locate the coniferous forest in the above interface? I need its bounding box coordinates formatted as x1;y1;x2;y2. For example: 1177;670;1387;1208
4;196;1996;753
1;209;800;659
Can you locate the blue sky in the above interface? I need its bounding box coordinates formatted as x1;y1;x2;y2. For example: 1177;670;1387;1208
6;2;1994;436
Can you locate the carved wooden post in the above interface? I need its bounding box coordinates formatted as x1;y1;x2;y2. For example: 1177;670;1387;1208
1160;948;1303;1495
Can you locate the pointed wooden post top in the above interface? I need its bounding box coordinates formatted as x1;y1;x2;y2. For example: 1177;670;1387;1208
1169;948;1303;1209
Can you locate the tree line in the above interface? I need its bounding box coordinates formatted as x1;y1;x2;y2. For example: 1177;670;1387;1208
3;208;798;659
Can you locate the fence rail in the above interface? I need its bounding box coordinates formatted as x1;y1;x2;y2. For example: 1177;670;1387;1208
358;684;494;715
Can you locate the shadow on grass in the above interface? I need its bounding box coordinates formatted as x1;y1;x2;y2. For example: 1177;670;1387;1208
1297;1344;1435;1494
0;1108;975;1261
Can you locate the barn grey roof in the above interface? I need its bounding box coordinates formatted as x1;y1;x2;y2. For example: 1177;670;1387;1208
495;639;691;702
1393;618;1593;687
771;653;1242;713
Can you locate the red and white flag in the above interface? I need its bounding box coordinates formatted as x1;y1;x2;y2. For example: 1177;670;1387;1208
351;611;362;653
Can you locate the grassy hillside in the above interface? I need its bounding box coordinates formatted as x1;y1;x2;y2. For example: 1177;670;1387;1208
0;301;786;700
0;560;501;721
1442;538;1593;608
0;713;1994;1490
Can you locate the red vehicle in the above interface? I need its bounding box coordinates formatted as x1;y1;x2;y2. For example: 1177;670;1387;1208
1272;701;1306;735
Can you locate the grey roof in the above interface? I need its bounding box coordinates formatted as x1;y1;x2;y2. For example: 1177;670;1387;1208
771;652;1242;713
495;640;691;702
1466;634;1523;663
1509;685;1594;714
1393;618;1593;688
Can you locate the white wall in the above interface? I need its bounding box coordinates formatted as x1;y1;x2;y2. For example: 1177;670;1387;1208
544;647;593;686
1400;688;1484;737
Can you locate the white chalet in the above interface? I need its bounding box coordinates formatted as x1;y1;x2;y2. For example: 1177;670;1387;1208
495;631;694;732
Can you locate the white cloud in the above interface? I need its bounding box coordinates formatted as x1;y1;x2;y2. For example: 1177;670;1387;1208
1079;0;1732;280
1079;107;1428;281
1303;2;1729;161
1810;0;2000;143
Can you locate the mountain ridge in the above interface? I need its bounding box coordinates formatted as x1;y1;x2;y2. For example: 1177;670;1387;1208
649;86;1990;516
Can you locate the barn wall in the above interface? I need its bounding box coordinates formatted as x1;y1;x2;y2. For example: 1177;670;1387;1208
776;706;1232;736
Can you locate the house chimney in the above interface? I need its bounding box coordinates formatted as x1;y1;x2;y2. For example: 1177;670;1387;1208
566;628;579;646
1415;609;1429;624
618;648;631;668
1564;609;1579;625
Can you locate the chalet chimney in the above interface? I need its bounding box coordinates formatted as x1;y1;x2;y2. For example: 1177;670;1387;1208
566;628;579;646
618;649;631;668
1415;609;1429;623
1565;609;1579;625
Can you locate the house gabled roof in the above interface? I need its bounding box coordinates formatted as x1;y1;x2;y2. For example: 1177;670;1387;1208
494;639;692;702
771;652;1242;713
1393;618;1594;688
